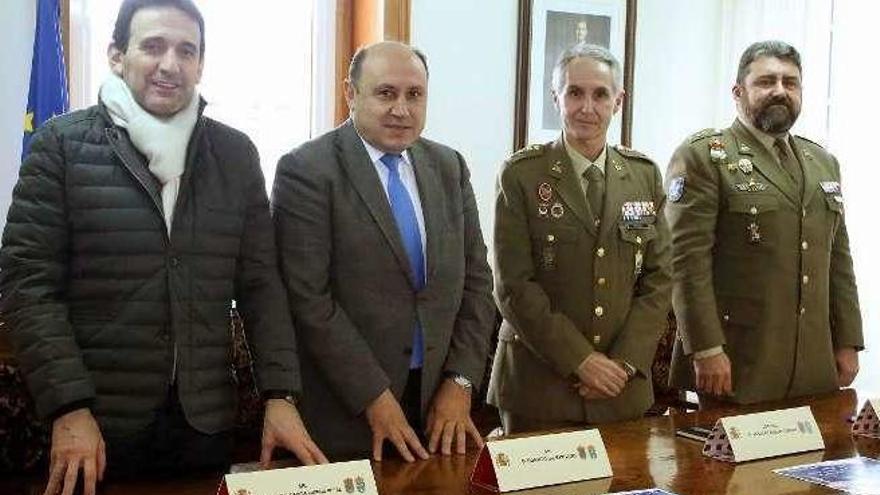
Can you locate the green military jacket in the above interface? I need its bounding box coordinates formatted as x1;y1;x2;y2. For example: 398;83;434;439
666;119;863;404
487;137;671;423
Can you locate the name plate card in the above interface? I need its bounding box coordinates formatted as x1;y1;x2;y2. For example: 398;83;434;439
217;460;377;495
852;399;880;438
470;429;612;492
702;406;824;463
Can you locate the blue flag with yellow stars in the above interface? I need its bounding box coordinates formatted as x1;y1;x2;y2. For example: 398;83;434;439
22;0;69;161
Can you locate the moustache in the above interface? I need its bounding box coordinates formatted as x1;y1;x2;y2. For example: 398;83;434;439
763;95;792;109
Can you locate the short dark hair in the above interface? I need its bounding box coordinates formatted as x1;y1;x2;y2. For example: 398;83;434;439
112;0;205;56
348;42;429;89
736;40;801;84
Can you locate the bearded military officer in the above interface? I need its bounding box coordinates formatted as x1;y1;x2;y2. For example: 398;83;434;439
666;40;863;405
487;43;672;433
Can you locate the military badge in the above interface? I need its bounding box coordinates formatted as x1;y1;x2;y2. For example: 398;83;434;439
542;245;557;270
820;181;841;194
537;203;549;218
551;161;563;174
734;180;768;192
622;201;656;228
727;162;737;172
550;202;565;219
748;222;762;244
737;158;753;174
709;138;727;163
739;144;752;154
538;182;553;202
634;249;644;276
668;176;686;202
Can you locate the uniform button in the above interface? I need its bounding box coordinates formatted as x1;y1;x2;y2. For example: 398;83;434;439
170;256;180;267
597;277;606;286
547;234;556;242
749;206;758;215
593;335;601;344
597;247;605;257
802;208;807;218
595;219;601;227
802;275;810;285
636;236;643;245
513;334;520;342
801;241;809;251
800;307;806;316
723;314;730;322
594;306;604;317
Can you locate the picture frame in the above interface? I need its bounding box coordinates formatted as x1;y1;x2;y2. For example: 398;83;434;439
513;0;637;150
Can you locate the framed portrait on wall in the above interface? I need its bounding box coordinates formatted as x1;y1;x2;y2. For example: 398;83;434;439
513;0;637;150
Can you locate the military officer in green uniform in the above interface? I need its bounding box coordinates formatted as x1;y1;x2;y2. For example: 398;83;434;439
487;43;672;433
666;40;863;405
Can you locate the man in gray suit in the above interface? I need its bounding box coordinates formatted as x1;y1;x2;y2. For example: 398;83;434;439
272;41;495;462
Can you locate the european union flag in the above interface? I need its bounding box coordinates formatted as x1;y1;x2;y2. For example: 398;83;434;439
22;0;69;161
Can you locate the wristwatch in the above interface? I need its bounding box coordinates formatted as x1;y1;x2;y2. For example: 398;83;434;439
446;372;474;391
618;361;637;379
264;390;298;406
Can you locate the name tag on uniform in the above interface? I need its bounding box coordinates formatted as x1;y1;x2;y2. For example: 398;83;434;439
852;399;880;438
702;406;824;463
218;460;378;495
470;430;612;492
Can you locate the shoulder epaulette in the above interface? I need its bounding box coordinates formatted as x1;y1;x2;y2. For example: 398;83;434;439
792;134;826;149
509;143;546;163
613;144;653;162
688;128;723;143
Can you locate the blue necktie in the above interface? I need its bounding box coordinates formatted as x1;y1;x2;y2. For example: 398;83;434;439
380;153;425;369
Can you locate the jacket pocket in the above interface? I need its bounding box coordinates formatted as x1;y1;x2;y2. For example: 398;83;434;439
530;223;580;282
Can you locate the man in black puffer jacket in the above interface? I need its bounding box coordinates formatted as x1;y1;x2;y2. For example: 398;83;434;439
1;1;325;493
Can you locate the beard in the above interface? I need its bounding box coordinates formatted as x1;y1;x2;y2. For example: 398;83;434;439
748;95;800;134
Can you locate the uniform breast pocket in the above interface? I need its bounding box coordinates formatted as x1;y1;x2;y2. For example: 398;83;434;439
530;223;579;282
725;193;780;247
618;224;657;278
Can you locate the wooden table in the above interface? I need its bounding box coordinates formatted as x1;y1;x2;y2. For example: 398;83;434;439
4;390;878;494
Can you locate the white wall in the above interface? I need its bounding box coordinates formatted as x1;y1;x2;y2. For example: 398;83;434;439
631;0;723;168
0;0;37;231
828;1;880;398
410;0;519;250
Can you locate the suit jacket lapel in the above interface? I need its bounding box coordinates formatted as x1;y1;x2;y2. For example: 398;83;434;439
599;147;631;239
792;138;820;206
336;121;416;285
409;142;442;284
545;138;596;235
730;119;800;206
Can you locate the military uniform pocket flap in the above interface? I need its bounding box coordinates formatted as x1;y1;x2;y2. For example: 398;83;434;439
824;194;844;213
618;224;657;245
530;224;579;243
728;193;779;214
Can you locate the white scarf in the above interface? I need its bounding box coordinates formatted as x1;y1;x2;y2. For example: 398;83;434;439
99;74;200;234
